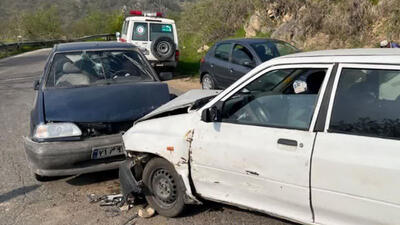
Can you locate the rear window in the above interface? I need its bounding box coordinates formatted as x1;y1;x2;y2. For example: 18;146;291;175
150;24;174;41
46;50;154;88
330;68;400;139
132;22;148;41
251;41;298;62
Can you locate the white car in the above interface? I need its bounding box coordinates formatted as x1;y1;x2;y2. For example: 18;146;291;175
119;48;400;225
118;10;179;71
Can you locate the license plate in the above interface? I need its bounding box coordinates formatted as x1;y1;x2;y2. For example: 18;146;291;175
92;144;124;159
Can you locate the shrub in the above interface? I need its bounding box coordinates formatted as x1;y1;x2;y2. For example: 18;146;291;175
20;6;62;40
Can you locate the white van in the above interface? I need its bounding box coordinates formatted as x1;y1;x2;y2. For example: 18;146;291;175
118;11;179;71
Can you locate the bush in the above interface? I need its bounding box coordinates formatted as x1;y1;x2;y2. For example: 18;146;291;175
69;10;124;37
19;6;62;40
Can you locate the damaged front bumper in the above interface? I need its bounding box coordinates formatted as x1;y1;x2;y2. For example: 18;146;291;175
23;134;125;176
119;159;143;199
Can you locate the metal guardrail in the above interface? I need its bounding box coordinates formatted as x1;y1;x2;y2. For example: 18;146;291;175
0;33;115;56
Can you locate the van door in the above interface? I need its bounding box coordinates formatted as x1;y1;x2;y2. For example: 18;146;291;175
131;22;150;56
191;64;334;223
312;64;400;225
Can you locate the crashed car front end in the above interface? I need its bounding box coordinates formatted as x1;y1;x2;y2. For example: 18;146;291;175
24;43;173;178
119;90;221;203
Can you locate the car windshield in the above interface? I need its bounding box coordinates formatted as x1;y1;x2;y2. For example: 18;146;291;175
251;41;299;62
46;50;154;88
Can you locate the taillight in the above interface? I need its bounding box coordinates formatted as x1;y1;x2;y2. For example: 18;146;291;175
200;57;205;63
175;50;180;61
120;38;127;43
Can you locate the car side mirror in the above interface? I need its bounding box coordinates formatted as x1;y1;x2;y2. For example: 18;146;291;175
159;72;173;81
33;80;40;90
201;102;222;123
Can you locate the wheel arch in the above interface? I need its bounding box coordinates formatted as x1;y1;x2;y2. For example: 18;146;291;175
125;150;201;205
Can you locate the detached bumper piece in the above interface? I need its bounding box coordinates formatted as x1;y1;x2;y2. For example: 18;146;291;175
119;159;143;201
24;134;125;177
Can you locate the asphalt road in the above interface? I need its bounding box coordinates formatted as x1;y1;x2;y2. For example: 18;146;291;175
0;49;293;225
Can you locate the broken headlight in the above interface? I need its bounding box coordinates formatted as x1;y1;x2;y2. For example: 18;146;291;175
33;123;82;140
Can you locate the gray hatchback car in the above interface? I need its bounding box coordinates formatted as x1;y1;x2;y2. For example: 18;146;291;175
199;38;299;89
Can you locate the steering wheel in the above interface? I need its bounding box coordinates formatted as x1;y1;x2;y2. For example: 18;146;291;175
110;70;132;79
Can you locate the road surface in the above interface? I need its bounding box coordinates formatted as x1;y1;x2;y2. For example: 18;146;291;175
0;49;293;225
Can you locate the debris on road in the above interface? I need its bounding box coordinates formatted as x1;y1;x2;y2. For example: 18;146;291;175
138;205;156;218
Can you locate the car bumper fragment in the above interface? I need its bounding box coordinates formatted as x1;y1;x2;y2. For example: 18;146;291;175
119;159;143;199
23;134;125;176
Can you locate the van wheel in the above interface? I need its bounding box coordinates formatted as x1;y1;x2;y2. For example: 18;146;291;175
201;74;215;89
151;37;176;61
143;157;185;217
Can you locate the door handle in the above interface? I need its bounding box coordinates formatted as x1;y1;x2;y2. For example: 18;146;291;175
277;138;298;147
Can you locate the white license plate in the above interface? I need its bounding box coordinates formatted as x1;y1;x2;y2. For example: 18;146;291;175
92;144;124;159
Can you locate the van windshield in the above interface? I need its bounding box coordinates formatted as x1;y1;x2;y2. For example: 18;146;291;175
46;50;154;88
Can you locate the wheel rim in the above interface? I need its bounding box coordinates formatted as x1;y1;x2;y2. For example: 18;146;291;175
151;168;177;208
202;76;213;89
157;41;170;55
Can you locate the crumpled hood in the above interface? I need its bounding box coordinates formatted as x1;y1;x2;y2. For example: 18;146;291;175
136;89;222;123
44;82;170;123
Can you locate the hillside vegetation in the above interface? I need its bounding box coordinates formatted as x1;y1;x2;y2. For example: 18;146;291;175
1;0;400;75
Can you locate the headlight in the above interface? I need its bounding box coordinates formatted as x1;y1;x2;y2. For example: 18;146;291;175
34;123;82;139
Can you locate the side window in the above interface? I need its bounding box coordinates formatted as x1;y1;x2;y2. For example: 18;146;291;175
330;68;400;139
221;68;327;129
122;21;129;36
232;44;254;66
214;43;232;61
150;23;174;41
132;22;148;41
275;42;299;56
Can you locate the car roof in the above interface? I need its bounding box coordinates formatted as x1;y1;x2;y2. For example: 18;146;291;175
266;48;400;65
219;38;288;45
125;16;175;24
54;41;137;52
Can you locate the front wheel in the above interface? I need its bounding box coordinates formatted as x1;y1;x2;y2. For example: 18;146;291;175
143;158;186;217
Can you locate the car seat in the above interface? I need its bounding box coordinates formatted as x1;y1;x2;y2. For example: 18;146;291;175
55;62;90;87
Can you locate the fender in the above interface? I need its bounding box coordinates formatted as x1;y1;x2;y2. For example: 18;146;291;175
122;112;201;204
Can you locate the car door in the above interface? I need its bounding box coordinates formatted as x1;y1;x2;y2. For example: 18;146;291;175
211;42;233;88
312;64;400;225
230;44;254;84
191;64;334;223
131;22;150;56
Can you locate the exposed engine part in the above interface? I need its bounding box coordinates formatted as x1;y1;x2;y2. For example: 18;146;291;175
77;122;133;137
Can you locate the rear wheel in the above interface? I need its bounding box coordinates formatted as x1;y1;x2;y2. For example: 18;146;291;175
201;73;215;90
143;158;185;217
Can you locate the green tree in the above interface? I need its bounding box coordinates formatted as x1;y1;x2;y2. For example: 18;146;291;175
20;6;62;40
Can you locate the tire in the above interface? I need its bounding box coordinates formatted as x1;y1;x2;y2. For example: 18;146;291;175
151;37;176;61
142;157;185;217
34;173;52;182
201;73;215;90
